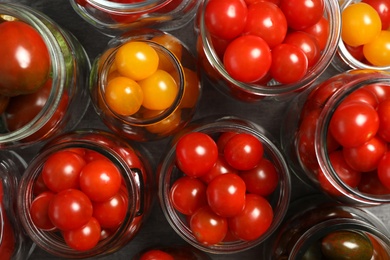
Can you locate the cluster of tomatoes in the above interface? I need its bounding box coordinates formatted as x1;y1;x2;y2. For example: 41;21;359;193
341;0;390;67
203;0;328;84
28;144;143;251
297;72;390;197
169;131;279;245
0;19;64;139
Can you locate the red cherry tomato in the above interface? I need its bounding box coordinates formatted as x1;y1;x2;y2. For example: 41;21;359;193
223;133;264;171
228;194;273;241
302;16;330;51
283;31;321;67
140;249;174;260
216;131;239;153
92;191;128;228
239;158;279;196
204;0;248;40
48;189;93;231
329;101;379;148
0;21;50;96
41;150;86;193
189;206;228;245
279;0;325;30
358;171;390;195
270;43;308;84
200;155;238;184
29;191;56;231
62;217;101;251
242;1;288;48
377;99;390;142
206;173;246;217
377;151;390;189
362;0;390;30
169;176;207;215
223;35;272;83
175;132;218;177
79;159;122;202
342;136;387;172
365;83;390;102
342;87;379;108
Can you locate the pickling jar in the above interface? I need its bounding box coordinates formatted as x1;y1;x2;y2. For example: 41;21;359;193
263;194;390;259
17;129;154;258
69;0;201;37
281;69;390;206
89;28;201;142
0;150;33;260
195;0;341;102
158;116;291;254
0;3;90;149
132;245;212;259
332;0;390;72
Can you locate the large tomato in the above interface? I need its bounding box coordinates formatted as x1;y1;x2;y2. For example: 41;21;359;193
0;21;50;96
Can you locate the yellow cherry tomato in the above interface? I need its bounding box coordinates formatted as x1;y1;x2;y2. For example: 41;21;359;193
104;76;143;116
138;69;178;110
180;67;200;109
342;3;382;47
145;109;182;134
115;41;159;81
363;30;390;66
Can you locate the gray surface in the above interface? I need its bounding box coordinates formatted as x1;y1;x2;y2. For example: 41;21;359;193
1;0;389;259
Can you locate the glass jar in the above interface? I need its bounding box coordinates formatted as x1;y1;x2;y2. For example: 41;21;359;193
17;129;154;258
0;3;90;149
0;150;34;260
195;0;341;102
263;194;390;259
281;69;390;206
158;116;291;254
69;0;201;37
332;0;390;72
89;28;201;142
132;245;212;259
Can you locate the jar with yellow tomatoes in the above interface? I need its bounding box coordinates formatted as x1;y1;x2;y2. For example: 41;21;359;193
89;29;201;142
0;3;90;149
332;0;390;71
17;129;154;258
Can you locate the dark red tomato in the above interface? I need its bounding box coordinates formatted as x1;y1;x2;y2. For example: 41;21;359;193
83;150;110;163
377;99;390;142
283;31;321;67
92;191;128;228
329;101;379;148
113;146;144;170
200;155;238;183
302;16;330;51
30;191;56;231
270;43;308;84
223;133;264;171
48;189;93;231
242;1;287;48
0;21;50;96
342;87;379;108
239;158;279;196
279;0;325;30
345;44;365;62
33;173;50;197
79;159;122;202
228;194;273;241
140;249;174;260
216;131;239;153
363;0;390;29
0;95;9;114
358;171;390;195
365;83;390;103
176;132;218;178
209;35;231;60
318;151;362;196
41;150;86;193
62;217;101;251
342;136;387;172
169;176;207;215
206;173;246;217
204;0;248;40
377;151;390;189
223;35;272;83
189;206;228;245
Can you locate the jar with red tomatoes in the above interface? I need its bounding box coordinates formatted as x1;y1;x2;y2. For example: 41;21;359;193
0;150;33;259
17;129;154;258
263;194;390;259
89;28;201;142
69;0;201;37
332;0;390;72
0;3;90;149
281;69;390;206
158;116;291;254
195;0;341;102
